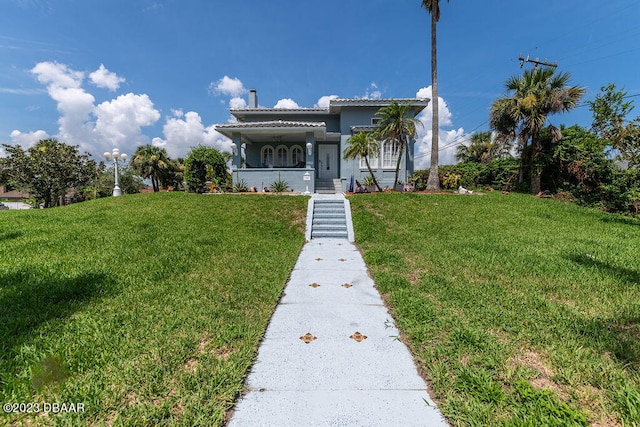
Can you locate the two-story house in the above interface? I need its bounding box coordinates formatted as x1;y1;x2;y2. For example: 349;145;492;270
215;90;429;193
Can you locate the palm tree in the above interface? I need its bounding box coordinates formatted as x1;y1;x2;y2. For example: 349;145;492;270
374;101;421;189
344;131;382;192
131;144;173;192
421;0;449;190
456;131;511;163
490;68;585;193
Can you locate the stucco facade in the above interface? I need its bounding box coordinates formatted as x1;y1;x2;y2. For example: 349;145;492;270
215;90;429;193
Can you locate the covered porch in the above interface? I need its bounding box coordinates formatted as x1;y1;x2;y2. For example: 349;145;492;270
216;120;329;193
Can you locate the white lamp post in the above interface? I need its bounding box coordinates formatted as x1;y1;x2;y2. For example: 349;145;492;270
103;148;128;196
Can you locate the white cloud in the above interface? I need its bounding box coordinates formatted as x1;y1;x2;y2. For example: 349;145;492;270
212;75;246;97
229;96;247;109
89;64;125;91
94;93;160;148
414;85;468;169
9;129;50;147
153;110;232;158
315;95;338;108
31;61;83;89
362;82;382;100
273;98;300;109
20;61;161;157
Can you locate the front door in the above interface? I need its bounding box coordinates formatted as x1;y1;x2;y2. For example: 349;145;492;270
318;145;338;179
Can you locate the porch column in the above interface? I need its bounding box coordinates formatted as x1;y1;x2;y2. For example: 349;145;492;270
232;132;242;169
305;132;315;169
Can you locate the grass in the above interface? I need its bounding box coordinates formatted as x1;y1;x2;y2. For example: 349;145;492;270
0;192;307;426
350;192;640;426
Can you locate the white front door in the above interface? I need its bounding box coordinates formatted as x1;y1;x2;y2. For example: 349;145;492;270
318;145;338;179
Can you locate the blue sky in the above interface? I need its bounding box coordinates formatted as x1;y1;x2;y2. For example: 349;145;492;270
1;0;639;168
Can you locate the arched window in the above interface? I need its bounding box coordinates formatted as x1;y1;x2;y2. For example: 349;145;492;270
261;145;274;167
275;145;288;167
290;145;304;166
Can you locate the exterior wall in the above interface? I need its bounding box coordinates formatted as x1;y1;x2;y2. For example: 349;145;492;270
242;113;339;132
338;107;412;191
235;168;315;193
339;108;381;134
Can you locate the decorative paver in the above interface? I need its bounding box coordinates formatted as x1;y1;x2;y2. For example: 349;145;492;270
229;195;447;426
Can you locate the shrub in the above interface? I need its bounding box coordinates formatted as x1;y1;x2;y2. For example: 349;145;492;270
270;174;289;193
184;145;229;193
442;172;461;189
233;179;249;193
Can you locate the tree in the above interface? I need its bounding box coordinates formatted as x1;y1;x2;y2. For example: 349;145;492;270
489;68;585;193
0;139;98;208
421;0;449;190
374;101;421;189
344;131;382;192
456;131;511;164
184;145;229;193
131;145;173;192
589;83;640;168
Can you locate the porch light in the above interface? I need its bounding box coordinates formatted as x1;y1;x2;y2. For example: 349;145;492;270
306;142;313;155
232;144;238;156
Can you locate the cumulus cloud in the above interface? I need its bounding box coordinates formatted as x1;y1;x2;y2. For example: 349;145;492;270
413;85;468;169
31;61;83;89
94;93;160;147
212;75;246;97
229;96;247;109
152;110;232;158
273;98;300;109
89;64;125;91
10;129;50;147
315;95;338;108
14;61;161;157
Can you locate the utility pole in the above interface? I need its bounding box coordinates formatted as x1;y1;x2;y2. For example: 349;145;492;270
519;54;557;69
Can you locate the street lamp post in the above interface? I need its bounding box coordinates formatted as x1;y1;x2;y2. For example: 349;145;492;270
104;148;128;196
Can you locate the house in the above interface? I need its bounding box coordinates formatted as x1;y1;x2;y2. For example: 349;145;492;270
215;90;429;193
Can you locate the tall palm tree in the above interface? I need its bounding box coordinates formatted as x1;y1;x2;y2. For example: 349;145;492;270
374;101;421;189
490;68;585;193
344;131;382;192
131;144;172;192
421;0;449;190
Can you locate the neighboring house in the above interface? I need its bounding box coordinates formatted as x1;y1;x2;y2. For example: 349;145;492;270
0;186;30;201
215;90;429;193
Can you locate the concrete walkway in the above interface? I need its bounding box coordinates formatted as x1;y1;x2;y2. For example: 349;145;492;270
229;195;447;426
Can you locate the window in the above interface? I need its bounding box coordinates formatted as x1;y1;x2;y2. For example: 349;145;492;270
261;145;274;167
275;145;288;167
371;117;381;125
359;151;379;169
382;141;400;169
290;145;304;165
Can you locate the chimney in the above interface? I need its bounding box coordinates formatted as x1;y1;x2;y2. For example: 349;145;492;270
248;89;258;108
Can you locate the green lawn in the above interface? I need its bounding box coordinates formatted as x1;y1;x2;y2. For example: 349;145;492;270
350;192;640;426
0;193;307;426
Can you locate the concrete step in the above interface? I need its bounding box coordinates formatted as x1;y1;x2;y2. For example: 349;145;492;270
313;220;346;226
314;206;345;212
311;231;348;238
313;213;345;219
312;224;347;232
